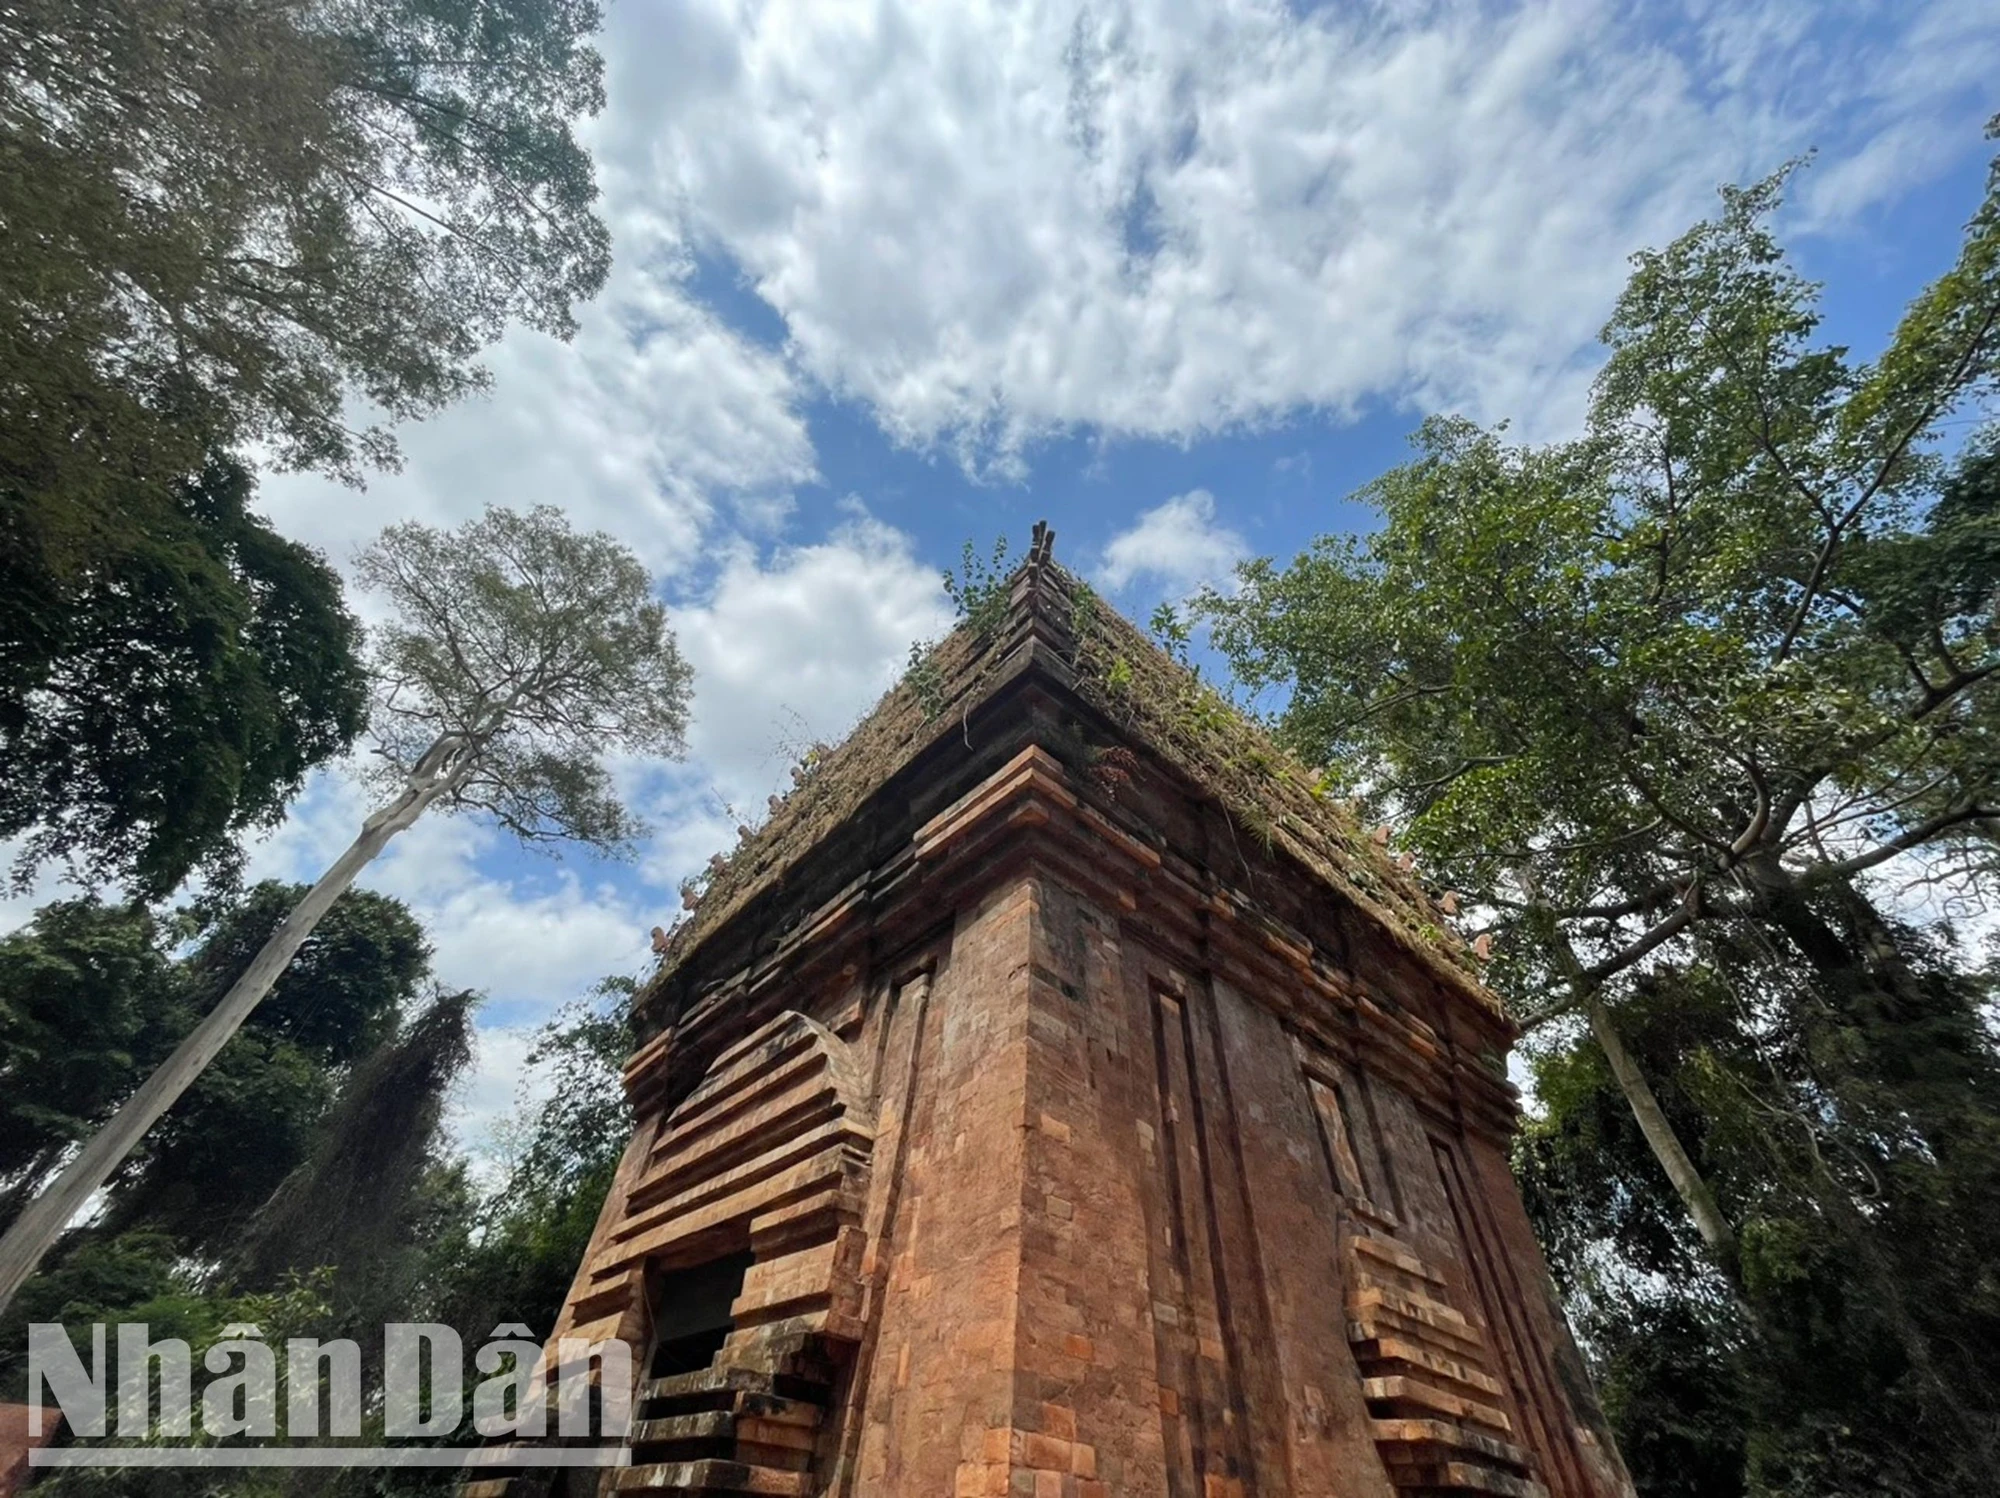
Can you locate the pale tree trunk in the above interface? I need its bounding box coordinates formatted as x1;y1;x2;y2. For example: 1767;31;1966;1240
0;744;469;1314
0;1145;63;1232
1518;870;1742;1282
1584;995;1740;1276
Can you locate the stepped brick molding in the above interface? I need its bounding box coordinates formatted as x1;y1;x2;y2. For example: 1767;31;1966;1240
466;532;1635;1498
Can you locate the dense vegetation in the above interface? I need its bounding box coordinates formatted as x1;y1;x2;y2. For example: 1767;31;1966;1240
0;5;662;1486
1200;130;2000;1495
2;0;613;895
0;886;630;1494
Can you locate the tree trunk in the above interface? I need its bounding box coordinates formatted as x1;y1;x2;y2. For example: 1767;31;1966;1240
0;755;464;1313
0;1145;62;1235
1520;876;1743;1283
1744;855;1927;1014
1585;996;1741;1278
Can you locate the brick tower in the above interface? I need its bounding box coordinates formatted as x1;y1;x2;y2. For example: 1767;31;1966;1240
489;528;1633;1498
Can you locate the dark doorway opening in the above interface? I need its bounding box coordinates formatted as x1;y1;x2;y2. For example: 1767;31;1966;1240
647;1251;754;1378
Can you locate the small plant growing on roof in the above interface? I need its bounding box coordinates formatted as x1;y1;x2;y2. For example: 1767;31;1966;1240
1068;580;1102;649
1150;601;1194;672
942;535;1014;639
905;638;947;721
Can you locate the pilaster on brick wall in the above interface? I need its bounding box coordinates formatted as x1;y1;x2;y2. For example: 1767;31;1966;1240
474;540;1635;1498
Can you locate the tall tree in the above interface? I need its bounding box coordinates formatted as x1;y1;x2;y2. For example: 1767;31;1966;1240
99;882;432;1250
1198;130;2000;1493
0;882;429;1247
0;901;181;1223
1200;137;2000;1268
0;504;691;1310
0;894;475;1497
2;0;613;894
1519;927;2000;1497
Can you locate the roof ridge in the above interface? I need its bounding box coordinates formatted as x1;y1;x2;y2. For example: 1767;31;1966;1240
643;530;1491;1020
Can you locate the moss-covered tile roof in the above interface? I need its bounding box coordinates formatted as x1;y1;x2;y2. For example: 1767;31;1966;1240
644;538;1488;1016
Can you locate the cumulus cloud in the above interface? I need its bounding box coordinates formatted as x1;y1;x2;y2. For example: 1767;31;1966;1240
601;0;1996;465
672;509;955;799
1097;490;1248;596
255;226;816;579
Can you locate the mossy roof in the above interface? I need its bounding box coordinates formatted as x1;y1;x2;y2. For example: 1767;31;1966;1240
642;552;1489;1018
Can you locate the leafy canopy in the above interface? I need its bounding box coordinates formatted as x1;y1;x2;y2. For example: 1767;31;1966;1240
1201;141;2000;1014
1518;920;2000;1498
0;0;611;489
0;458;369;896
238;988;476;1334
355;503;694;852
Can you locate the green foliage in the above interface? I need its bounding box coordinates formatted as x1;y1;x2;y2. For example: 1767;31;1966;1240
1587;1297;1749;1498
429;979;633;1343
356;504;694;853
901;532;1023;725
1520;920;2000;1496
0;887;483;1493
108;885;432;1253
1068;578;1102;644
1;0;615;898
178;881;431;1065
906;638;947;721
4;1250;339;1497
1204;132;2000;1495
0;902;181;1213
1149;601;1193;671
0;883;433;1254
1201;143;2000;1021
942;535;1014;638
0;458;368;896
0;0;610;490
1202;149;2000;951
0;1228;334;1405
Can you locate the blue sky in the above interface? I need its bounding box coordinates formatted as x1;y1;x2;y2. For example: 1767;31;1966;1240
15;0;1995;1151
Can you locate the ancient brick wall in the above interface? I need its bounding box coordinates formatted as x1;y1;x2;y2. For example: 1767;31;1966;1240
469;721;1633;1498
823;863;1628;1498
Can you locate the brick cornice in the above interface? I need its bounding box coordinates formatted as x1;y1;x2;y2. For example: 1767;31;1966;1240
632;737;1522;1143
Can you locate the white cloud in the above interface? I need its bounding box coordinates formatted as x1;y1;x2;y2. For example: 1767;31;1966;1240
600;0;1996;464
670;511;955;804
255;225;816;580
1097;489;1248;595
